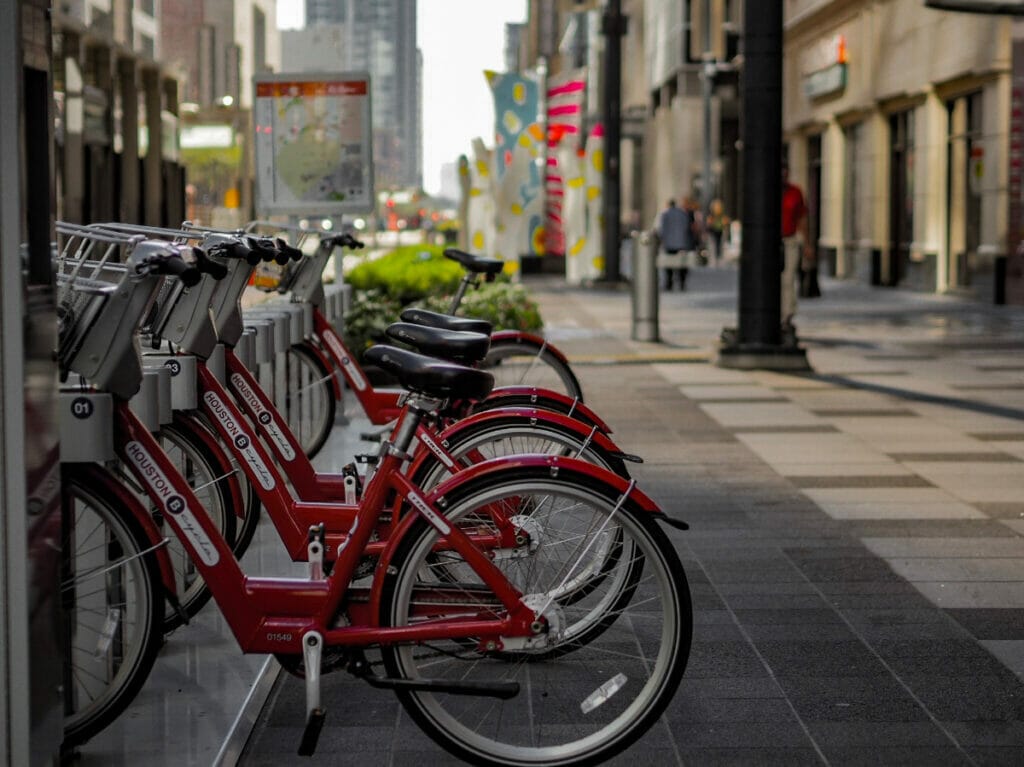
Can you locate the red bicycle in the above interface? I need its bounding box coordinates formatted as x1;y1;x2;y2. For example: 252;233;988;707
58;223;693;765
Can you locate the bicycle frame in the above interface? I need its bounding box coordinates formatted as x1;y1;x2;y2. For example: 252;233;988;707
114;396;544;656
310;305;613;433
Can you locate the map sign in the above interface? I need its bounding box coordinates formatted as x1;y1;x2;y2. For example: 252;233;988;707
253;72;374;215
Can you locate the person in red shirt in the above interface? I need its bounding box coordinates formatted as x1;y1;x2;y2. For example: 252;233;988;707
781;163;813;330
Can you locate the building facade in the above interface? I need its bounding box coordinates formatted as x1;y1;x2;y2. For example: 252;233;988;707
784;0;1011;302
305;0;422;189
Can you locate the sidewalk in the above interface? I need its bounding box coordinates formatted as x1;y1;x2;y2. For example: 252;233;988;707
242;266;1024;765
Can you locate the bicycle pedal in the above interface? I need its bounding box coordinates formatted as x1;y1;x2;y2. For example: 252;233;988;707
354;453;379;465
296;708;326;756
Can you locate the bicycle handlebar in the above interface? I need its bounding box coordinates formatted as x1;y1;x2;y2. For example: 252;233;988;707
191;246;229;280
138;251;202;287
321;232;364;251
275;237;304;264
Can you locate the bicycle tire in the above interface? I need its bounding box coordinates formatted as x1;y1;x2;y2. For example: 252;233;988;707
61;465;164;749
481;336;584;402
410;416;629;492
378;471;692;766
153;421;238;631
284;342;337;459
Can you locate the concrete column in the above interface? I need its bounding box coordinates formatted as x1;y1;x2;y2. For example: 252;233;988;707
869;110;890;285
63;32;84;223
142;66;163;225
921;89;949;292
119;57;140;223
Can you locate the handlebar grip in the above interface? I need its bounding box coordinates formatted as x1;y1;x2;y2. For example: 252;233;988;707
149;254;202;287
275;238;304;262
244;236;279;264
192;246;229;280
225;239;255;263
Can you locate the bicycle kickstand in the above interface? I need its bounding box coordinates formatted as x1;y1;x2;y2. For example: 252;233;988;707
297;630;326;756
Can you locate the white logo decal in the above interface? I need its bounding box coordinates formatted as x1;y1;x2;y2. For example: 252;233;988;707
124;441;219;565
230;373;296;461
202;391;276;490
323;330;366;391
406;490;451;535
418;432;456;469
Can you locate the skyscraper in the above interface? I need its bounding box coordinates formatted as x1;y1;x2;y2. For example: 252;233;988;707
305;0;421;189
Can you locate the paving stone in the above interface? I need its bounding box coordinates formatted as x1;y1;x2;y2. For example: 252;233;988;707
949;610;1024;640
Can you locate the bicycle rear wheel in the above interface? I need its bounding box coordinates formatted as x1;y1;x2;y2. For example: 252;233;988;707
62;465;163;749
481;336;583;402
379;474;691;766
411;418;628;492
284;342;337;459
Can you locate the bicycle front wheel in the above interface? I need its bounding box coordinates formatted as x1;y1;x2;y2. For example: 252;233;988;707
62;465;163;749
379;475;692;766
284;342;337;459
481;336;584;402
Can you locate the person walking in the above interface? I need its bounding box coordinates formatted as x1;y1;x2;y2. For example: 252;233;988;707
706;198;730;266
781;163;812;329
654;198;697;291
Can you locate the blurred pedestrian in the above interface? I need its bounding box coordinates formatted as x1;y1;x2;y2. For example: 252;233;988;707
781;162;813;330
706;198;730;266
653;198;698;290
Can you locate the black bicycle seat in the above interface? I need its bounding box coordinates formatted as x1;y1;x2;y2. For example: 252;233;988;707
363;345;494;402
384;322;490;365
443;248;505;277
400;307;493;336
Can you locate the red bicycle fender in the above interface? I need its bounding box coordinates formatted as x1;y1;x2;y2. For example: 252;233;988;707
406;407;627;480
367;454;661;616
479;387;613;435
298;339;343;401
72;464;179;600
172;411;247;519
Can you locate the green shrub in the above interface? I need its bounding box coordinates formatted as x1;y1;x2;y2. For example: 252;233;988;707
345;244;464;303
340;289;403;355
417;282;543;333
342;281;544;363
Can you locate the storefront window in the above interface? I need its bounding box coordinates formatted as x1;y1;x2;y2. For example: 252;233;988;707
843;121;864;247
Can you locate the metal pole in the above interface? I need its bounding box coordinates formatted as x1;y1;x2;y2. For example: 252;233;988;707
701;0;715;217
737;0;782;346
600;0;624;282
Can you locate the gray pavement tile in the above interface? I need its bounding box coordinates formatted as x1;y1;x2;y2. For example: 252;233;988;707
668;720;812;749
817;581;925;595
945;609;1024;640
806;721;953;747
947;721;1024;746
975;502;1024;518
678;676;786;700
888;452;1022;463
665;696;798;724
732;608;845;625
901;674;1024;720
742;624;862;642
822;746;972;766
702;558;807;583
971;432;1024;442
685;641;770;678
715;582;820;595
789;556;905;583
775;675;929;722
871;639;1014;677
753;640;890;677
677;748;822;766
692;623;749;642
722;592;836;610
841;519;1020;538
821;592;940;611
965;746;1024;766
811;408;921;417
598;748;682;766
728;424;841;433
790;475;935;488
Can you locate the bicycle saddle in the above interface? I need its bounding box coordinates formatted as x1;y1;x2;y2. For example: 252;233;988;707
443;248;505;278
363;345;494;402
384;322;490;365
400;307;493;336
